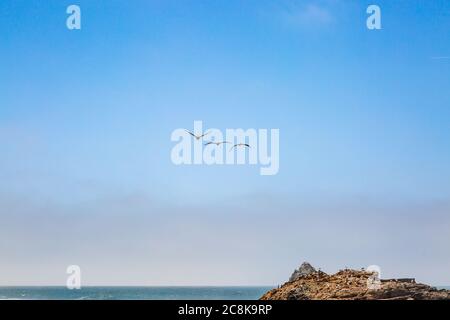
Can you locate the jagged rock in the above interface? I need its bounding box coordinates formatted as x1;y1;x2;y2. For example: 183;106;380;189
261;267;450;300
289;262;317;281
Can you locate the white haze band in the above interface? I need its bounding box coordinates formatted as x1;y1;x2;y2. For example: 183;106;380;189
171;121;280;176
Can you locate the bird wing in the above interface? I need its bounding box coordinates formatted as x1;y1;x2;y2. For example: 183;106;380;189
185;129;196;137
229;143;250;151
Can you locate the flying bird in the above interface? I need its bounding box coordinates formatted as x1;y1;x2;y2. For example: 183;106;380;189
185;129;210;140
229;143;251;151
204;141;230;146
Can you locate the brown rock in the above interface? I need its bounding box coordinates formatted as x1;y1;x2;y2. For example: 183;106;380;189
261;267;450;300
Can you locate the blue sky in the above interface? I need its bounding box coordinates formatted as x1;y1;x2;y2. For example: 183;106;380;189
0;0;450;285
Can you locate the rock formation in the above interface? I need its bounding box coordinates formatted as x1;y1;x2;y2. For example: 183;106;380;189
289;262;317;281
261;263;450;300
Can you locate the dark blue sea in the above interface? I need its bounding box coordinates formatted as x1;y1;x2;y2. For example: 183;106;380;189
0;286;274;300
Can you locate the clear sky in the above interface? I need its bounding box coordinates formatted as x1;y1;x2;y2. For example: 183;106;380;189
0;0;449;285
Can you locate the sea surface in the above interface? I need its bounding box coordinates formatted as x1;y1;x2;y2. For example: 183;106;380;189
0;286;274;300
1;286;448;300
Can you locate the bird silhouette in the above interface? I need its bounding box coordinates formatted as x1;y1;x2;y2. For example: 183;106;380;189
204;141;230;146
229;143;251;151
185;129;211;140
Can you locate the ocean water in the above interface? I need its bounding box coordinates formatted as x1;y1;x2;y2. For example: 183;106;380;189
1;286;448;300
0;286;274;300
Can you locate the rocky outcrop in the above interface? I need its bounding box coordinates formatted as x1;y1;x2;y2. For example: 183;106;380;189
261;263;450;300
289;262;316;281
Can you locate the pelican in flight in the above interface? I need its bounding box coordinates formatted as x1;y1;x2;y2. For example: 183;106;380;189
204;141;230;146
229;143;251;151
185;129;210;140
